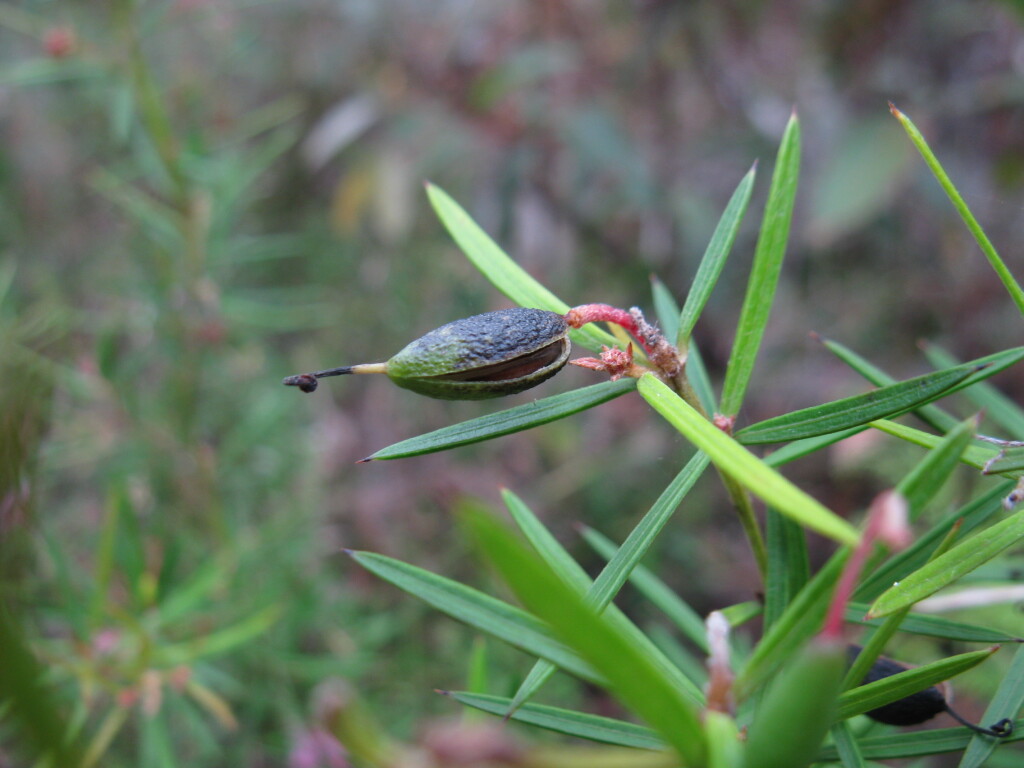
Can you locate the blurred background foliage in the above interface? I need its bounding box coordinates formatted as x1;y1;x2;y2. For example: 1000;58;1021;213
1;0;1023;765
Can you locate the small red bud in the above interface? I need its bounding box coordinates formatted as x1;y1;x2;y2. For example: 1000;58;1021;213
43;26;76;59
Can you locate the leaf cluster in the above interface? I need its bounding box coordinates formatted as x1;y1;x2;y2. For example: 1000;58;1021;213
346;109;1024;767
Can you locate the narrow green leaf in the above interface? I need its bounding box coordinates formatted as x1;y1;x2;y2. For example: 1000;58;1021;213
736;551;847;699
426;184;565;311
0;58;104;87
923;343;1024;437
83;707;129;768
837;647;996;719
744;639;847;768
958;644;1024;768
764;427;868;467
891;104;1024;316
347;550;601;683
646;624;708;688
0;608;82;767
829;721;867;768
720;112;800;415
89;489;125;632
502;475;708;713
823;341;1024;438
444;691;665;751
581;526;709;651
837;412;978;680
140;714;176;768
153;552;237;625
736;363;980;445
685;338;718;415
856;480;1012;602
764;508;809;630
154;605;283;664
705;710;744;768
576;453;710;618
504;663;557;723
503;491;591;593
465;638;489;703
551;456;709;702
818;335;956;432
678;163;757;347
720;600;763;627
895;414;977;520
90;167;183;252
639;374;859;545
981;447;1024;475
364;378;637;460
845;603;1021;643
868;511;1024;618
425;183;618;351
817;721;1024;761
462;510;707;766
870;419;1012;476
40;528;88;636
650;275;681;348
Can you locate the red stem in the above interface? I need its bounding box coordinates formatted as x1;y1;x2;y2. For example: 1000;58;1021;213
565;303;658;357
821;490;909;640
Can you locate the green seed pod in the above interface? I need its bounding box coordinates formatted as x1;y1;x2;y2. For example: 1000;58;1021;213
283;307;571;400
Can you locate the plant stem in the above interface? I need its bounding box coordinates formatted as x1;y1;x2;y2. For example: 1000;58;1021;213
672;361;769;578
722;476;769;578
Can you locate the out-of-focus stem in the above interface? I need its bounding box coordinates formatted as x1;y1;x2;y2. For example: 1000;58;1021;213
669;358;768;578
822;490;909;641
722;474;768;577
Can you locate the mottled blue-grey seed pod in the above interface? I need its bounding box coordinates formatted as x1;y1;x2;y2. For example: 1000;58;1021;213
283;307;571;399
386;308;570;399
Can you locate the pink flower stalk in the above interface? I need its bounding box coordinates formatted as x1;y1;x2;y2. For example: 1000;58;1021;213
821;490;911;640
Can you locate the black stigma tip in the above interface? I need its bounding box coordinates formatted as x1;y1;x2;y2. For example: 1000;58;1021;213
283;373;319;392
945;706;1014;738
283;366;361;393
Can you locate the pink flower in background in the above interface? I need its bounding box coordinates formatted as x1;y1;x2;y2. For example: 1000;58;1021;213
288;728;349;768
